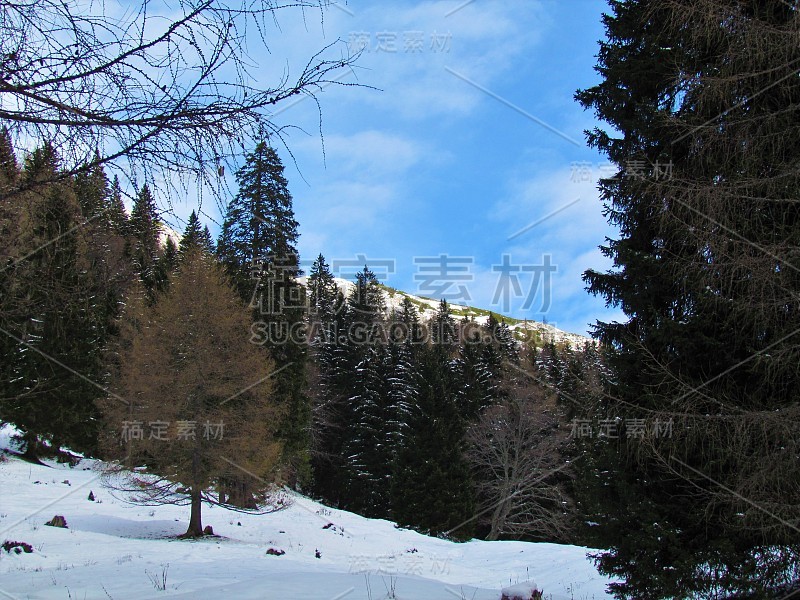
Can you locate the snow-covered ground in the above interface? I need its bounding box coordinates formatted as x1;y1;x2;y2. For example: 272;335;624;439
0;427;613;600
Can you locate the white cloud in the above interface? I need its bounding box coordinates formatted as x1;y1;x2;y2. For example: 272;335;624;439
291;129;430;259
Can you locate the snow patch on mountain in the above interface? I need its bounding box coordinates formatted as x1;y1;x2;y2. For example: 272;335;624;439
299;277;593;348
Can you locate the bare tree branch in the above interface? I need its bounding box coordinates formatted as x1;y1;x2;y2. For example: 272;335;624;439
0;0;363;210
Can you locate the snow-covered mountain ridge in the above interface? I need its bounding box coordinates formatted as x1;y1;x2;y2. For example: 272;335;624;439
299;277;593;349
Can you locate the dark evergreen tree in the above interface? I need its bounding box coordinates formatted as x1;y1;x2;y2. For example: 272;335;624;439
309;283;351;506
0;127;17;186
129;184;161;297
392;300;475;538
386;297;422;454
333;266;391;515
107;176;129;236
155;236;178;285
218;141;310;487
456;314;518;420
74;156;109;220
0;129;23;436
575;1;800;597
0;144;105;456
308;253;338;324
200;225;215;255
179;211;204;259
341;342;392;516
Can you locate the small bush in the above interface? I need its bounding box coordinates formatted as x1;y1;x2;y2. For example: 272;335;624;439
2;540;34;554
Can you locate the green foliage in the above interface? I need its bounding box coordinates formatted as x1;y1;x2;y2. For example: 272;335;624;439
129;184;162;297
575;0;800;596
218;140;309;488
0;144;114;456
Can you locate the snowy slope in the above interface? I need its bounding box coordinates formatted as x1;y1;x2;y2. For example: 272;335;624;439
299;277;593;349
0;428;614;600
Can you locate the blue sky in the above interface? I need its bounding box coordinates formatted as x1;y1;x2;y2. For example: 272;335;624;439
177;0;626;336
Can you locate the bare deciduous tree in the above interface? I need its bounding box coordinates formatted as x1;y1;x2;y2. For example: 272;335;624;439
466;379;575;542
0;0;360;205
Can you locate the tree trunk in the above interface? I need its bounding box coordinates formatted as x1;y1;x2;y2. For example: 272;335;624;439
488;490;512;541
185;487;203;538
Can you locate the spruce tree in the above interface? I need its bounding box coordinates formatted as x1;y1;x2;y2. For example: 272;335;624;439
107;176;129;236
200;225;215;255
178;211;204;259
74;157;109;220
575;1;800;596
308;254;352;505
218;141;310;487
336;266;392;515
392;300;474;538
307;253;338;324
0;144;104;456
0;127;17;187
129;184;161;297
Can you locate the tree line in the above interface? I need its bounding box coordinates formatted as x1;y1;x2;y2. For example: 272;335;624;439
0;131;591;542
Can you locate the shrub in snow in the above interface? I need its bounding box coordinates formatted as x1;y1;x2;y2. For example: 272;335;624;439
2;540;33;554
266;548;285;556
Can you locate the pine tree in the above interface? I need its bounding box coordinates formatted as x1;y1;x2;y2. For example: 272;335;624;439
0;126;19;189
0;144;105;456
107;176;129;236
156;237;178;281
307;253;338;325
179;211;204;259
217;141;300;301
218;141;310;487
129;184;161;297
0;129;23;436
392;300;474;538
341;342;392;516
74;157;109;220
386;297;422;454
334;266;392;515
575;1;800;596
200;225;215;255
309;284;351;506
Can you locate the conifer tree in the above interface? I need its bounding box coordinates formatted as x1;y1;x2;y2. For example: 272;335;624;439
129;184;161;297
107;176;129;236
307;253;338;326
157;237;178;277
200;225;215;255
392;300;474;538
0;127;17;187
218;141;310;487
179;211;204;259
0;144;105;456
74;157;109;220
0;129;23;435
341;342;392;516
575;1;800;596
101;251;284;537
308;255;351;505
386;297;422;454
